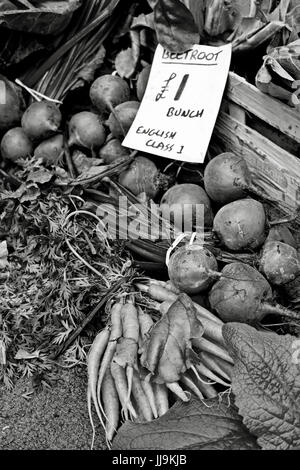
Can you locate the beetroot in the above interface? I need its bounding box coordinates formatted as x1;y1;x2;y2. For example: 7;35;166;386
106;101;139;139
21;101;61;142
160;183;213;230
68;111;106;151
209;262;298;323
168;244;218;294
204;152;250;204
99;138;130;164
1;127;33;162
213;198;266;251
34;134;64;165
0;75;25;132
90;75;130;115
265;224;297;248
119;155;169;199
259;241;300;286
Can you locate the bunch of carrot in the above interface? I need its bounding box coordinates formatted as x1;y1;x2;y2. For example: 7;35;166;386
87;281;233;449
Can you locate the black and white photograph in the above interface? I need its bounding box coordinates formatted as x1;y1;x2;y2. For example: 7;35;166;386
0;0;299;456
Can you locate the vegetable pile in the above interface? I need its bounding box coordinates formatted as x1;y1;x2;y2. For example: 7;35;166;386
0;0;300;452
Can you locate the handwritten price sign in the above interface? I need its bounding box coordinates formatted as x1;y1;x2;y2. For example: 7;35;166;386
123;44;232;163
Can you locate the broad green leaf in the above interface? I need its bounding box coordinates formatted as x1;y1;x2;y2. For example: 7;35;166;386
0;0;82;35
112;396;260;450
223;323;300;450
153;0;199;53
140;294;204;383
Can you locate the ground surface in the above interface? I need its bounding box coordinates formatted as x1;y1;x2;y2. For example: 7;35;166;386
0;366;107;450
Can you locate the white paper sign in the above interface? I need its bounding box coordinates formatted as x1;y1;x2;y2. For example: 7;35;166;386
122;43;232;163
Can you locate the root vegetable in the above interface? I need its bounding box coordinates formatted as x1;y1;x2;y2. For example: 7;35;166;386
131;371;153;421
140;373;158;419
110;361;137;420
137;281;223;328
166;382;190;402
1;127;33;162
114;299;139;405
213;198;266;251
193;375;218;399
0;75;25;132
119;155;169;199
199;352;232;382
160;183;214;230
136;65;151;101
106;101;139;139
280;274;300;307
192;336;233;364
168;244;218;294
99;138;129;164
265;224;297;248
87;327;110;449
34;134;64;165
153;383;169;416
194;362;230;387
259;241;300;286
72;150;102;174
68;112;106;151
96;301;123;415
200;352;233;381
138;307;154;341
209;262;299;323
90;75;130;115
21;101;61;141
204;152;251;204
102;367;119;445
180;374;204;400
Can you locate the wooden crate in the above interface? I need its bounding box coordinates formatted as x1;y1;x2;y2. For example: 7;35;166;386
213;72;300;217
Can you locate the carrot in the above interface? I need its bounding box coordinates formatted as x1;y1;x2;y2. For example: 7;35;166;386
110;299;123;341
165;280;181;294
96;301;123;414
180;374;204;400
153;383;169;417
192;337;233;364
195;376;218;399
102;366;120;447
120;298;140;403
110;361;137;420
195;362;231;387
138;306;154;340
150;278;181;294
87;327;110;449
200;352;233;381
140;370;158;419
137;282;223;326
166;382;190;402
131;371;153;422
148;283;178;303
200;319;225;347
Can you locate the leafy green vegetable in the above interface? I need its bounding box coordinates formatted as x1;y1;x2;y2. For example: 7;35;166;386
112;396;260;450
0;0;82;35
223;323;300;450
153;0;199;52
0;161;134;388
140;294;203;383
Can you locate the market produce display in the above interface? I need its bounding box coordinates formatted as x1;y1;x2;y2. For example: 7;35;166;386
0;0;300;452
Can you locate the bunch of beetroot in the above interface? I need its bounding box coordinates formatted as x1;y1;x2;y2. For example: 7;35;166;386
0;69;155;181
160;152;300;325
0;95;64;166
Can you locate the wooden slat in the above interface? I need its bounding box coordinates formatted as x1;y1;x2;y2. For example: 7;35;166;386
226;72;300;144
215;111;300;214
